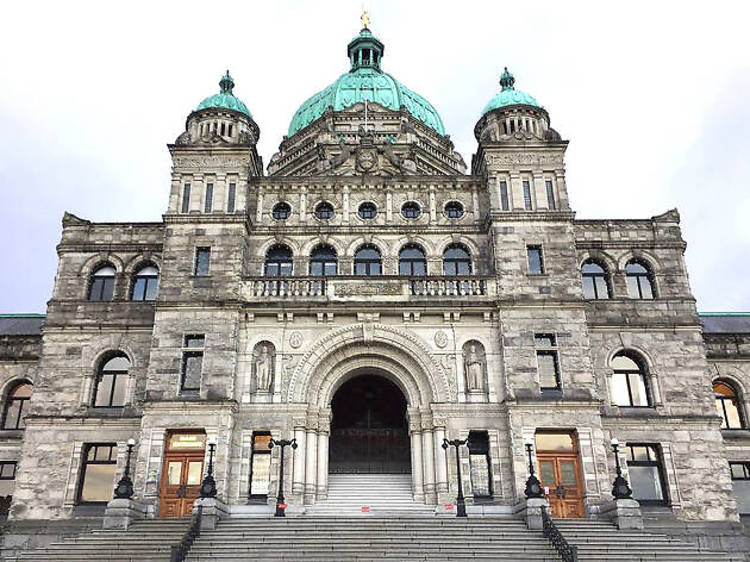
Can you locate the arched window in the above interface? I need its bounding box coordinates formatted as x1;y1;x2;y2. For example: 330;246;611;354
315;201;334;220
272;202;291;220
131;265;159;301
444;201;464;219
88;265;116;301
2;381;33;430
625;260;655;299
401;202;421;219
611;353;650;407
399;245;427;276
354;245;381;276
443;244;472;276
93;355;130;408
581;260;610;300
715;381;744;429
309;245;337;276
358;202;377;220
264;245;293;277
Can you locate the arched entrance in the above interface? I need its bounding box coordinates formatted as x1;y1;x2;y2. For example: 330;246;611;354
329;374;410;474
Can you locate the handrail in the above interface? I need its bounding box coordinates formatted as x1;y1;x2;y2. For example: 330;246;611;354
541;508;578;562
170;505;202;562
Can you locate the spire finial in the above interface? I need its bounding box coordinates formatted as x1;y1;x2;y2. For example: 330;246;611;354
500;67;515;91
361;8;370;29
219;70;234;94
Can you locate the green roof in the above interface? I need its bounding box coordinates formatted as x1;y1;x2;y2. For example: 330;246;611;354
196;71;252;118
287;29;445;137
482;67;541;115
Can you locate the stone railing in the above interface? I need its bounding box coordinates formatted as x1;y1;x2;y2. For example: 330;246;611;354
409;277;487;297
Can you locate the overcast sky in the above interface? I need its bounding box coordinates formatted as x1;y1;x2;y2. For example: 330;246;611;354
1;1;748;313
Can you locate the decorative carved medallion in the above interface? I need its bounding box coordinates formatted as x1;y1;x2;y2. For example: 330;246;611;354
356;147;378;173
334;281;402;297
288;332;303;349
434;330;448;349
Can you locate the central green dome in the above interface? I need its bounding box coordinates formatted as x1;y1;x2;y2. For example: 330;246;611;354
482;67;541;115
287;28;445;137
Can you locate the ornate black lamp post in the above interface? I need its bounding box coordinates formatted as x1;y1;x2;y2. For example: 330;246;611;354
268;437;297;517
113;438;136;499
524;439;544;499
199;438;217;498
442;437;468;517
610;438;633;499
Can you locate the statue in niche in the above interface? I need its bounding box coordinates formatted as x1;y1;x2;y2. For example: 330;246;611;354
463;342;486;392
253;342;275;392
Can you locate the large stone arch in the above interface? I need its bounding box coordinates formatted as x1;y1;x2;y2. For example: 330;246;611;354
288;323;452;407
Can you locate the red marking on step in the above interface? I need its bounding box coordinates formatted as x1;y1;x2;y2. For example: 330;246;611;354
361;506;370;512
445;504;454;510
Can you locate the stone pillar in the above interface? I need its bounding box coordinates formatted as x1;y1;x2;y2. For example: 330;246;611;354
509;172;523;210
410;430;424;502
433;426;448;499
554;169;571;211
102;498;147;530
514;497;549;530
422;428;436;504
316;431;329;500
600;498;644;529
292;425;307;501
304;429;318;504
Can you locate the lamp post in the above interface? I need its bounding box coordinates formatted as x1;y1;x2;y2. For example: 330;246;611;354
610;438;632;499
113;438;136;499
199;437;217;498
268;437;297;517
524;439;544;499
442;437;468;517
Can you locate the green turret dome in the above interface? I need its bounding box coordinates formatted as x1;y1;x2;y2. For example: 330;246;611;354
287;28;445;137
482;67;541;114
196;71;252;118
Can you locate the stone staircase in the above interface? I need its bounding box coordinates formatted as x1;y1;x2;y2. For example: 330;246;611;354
305;473;436;516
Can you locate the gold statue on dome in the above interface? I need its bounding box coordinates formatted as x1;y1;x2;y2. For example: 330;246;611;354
361;8;370;29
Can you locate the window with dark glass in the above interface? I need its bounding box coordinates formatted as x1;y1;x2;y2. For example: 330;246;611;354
194;248;211;276
443;244;472;276
527;245;544;274
625;260;654;299
88;265;115;301
730;461;750;514
611;353;650;407
358;202;377;220
315;201;334;220
227;183;236;212
401;201;421;219
92;355;130;408
398;245;427;276
181;183;191;213
581;260;610;299
272;202;291;220
523;180;533;210
204;183;213;213
131;265;158;301
249;432;272;497
309;245;337;276
180;335;204;394
545;179;556;210
2;382;32;430
444;201;464;219
624;444;667;504
468;431;492;498
78;444;117;504
0;461;16;480
264;245;293;277
535;334;561;390
499;180;509;211
354;245;382;276
715;381;744;429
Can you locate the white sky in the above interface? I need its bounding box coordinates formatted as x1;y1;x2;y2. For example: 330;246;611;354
0;0;748;313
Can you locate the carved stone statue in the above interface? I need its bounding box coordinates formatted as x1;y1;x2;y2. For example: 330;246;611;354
464;343;485;391
254;344;274;392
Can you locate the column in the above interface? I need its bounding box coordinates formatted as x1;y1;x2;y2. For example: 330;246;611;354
532;172;546;210
422;428;436;504
292;426;306;500
433;427;448;499
316;431;329;500
304;429;318;504
410;431;424;502
555;169;571;211
509;172;523;210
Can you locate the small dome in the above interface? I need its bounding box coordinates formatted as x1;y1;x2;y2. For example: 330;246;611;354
196;71;252;118
482;67;541;114
287;28;445;137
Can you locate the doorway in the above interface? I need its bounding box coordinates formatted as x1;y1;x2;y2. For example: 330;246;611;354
536;431;585;518
329;374;410;474
159;431;206;518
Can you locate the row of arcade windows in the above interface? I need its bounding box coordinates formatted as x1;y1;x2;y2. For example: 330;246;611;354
88;264;159;302
271;200;466;222
181;182;237;214
581;259;656;300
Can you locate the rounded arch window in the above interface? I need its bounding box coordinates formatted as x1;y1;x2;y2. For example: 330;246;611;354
625;260;655;300
581;259;610;300
315;201;334;220
93;355;130;408
354;245;382;276
310;245;338;276
264;245;293;277
131;265;159;301
715;380;744;429
611;352;650;407
401;201;421;219
2;381;33;430
443;244;472;276
272;202;291;220
399;245;427;276
358;202;377;220
88;264;116;302
444;201;464;219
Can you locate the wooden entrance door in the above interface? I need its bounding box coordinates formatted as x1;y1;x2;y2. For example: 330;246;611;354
536;432;585;518
159;431;206;518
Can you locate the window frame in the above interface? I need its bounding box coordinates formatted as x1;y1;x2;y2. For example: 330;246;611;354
467;431;492;498
92;355;130;408
314;201;335;221
76;443;117;505
357;201;377;220
227;182;237;213
400;201;421;220
625;260;655;300
0;461;16;480
522;179;533;211
444;201;464;219
264;245;294;277
398;245;427;277
443;244;472;276
715;380;745;429
545;178;556;210
204;182;214;213
1;381;33;430
181;183;191;214
309;245;338;277
248;431;272;498
624;443;669;506
611;353;651;408
180;335;205;395
272;202;292;220
194;248;211;277
581;259;611;300
353;245;382;276
131;265;159;301
499;180;510;211
527;245;545;275
88;265;116;302
535;334;561;391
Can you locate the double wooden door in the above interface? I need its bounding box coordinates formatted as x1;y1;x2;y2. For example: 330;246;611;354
537;453;585;518
160;432;206;518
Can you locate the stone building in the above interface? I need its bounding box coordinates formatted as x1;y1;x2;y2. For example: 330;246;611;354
1;21;749;558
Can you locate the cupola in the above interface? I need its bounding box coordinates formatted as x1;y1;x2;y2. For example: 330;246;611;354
347;27;384;71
